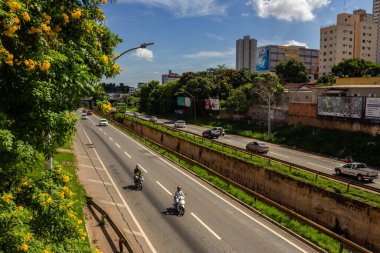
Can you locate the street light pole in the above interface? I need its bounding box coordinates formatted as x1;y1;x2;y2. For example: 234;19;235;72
183;90;196;121
113;42;154;61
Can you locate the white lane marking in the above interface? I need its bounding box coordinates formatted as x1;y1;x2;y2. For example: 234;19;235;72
308;162;331;170
108;123;310;253
98;200;126;208
270;152;289;158
109;137;114;141
104;132;108;136
156;181;172;196
191;213;221;240
115;143;121;148
124;151;132;158
84;179;112;185
137;163;148;173
80;164;105;171
99;128;103;132
79;125;158;253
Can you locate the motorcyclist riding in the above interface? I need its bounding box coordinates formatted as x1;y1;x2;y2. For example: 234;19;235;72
174;186;185;206
134;165;142;183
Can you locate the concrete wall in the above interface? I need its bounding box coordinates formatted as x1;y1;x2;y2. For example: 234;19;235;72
120;117;380;252
336;77;380;85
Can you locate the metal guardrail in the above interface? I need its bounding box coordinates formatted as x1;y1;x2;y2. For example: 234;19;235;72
108;114;373;253
86;196;134;253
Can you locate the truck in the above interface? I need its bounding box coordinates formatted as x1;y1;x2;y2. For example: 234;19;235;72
335;162;378;182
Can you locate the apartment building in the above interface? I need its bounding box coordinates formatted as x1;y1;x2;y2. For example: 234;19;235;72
162;70;181;84
373;0;380;63
319;9;378;76
236;35;257;72
256;45;319;81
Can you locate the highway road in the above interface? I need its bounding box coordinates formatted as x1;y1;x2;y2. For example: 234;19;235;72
77;112;319;253
132;112;380;188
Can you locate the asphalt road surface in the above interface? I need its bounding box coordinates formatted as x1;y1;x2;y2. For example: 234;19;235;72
77;113;319;253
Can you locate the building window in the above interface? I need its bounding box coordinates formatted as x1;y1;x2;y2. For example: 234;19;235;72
349;52;352;55
350;31;353;34
363;33;366;36
349;38;352;41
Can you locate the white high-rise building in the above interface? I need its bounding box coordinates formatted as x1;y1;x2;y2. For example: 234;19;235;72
236;35;257;72
319;9;378;76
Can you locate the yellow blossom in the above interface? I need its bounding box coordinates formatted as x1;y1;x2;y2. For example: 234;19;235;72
60;6;65;11
59;192;65;199
5;26;20;37
44;250;51;253
27;27;42;34
24;59;37;70
93;248;103;253
12;17;20;24
2;193;13;203
71;9;82;20
23;12;30;22
67;210;75;218
102;55;108;64
20;244;28;251
77;220;83;225
113;63;122;72
46;197;52;204
39;193;47;197
62;13;69;25
7;1;22;13
54;25;62;33
63;186;69;192
95;41;102;48
39;60;51;71
41;23;51;32
67;191;74;198
24;232;32;242
42;13;51;23
101;0;107;4
5;54;14;66
17;188;22;192
21;177;28;185
67;201;74;207
63;175;70;183
17;206;24;211
97;8;105;20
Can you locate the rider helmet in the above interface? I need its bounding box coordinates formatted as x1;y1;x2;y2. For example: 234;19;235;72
177;186;181;191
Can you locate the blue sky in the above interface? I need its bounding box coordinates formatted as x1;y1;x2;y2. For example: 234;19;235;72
101;0;372;86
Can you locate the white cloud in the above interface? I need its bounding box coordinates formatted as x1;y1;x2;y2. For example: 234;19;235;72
133;48;154;61
241;12;249;17
116;0;227;17
249;0;331;21
282;40;309;48
183;49;235;59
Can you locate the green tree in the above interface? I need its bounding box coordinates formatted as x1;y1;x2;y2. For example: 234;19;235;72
252;73;284;136
332;58;380;77
225;83;254;113
275;58;309;83
139;80;160;112
316;73;335;87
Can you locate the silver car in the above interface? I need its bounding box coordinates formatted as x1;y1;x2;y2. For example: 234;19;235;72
98;119;108;126
246;141;269;154
174;120;186;128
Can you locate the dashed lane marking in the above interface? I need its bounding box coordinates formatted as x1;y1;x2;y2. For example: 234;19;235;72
156;181;172;196
191;213;221;240
124;151;131;158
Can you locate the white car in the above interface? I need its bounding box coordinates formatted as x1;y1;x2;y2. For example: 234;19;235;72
98;119;108;126
174;120;186;128
81;113;88;120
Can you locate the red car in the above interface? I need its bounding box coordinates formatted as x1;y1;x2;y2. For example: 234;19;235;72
87;111;92;115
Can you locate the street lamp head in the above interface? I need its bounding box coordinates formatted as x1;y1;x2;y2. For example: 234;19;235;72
140;42;154;48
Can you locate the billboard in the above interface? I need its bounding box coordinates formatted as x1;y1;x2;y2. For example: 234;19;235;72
365;97;380;121
317;96;363;119
256;46;269;71
177;96;191;107
204;99;220;110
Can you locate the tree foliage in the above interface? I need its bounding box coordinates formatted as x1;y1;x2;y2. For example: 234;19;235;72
275;58;309;83
331;58;380;77
316;73;335;87
0;0;121;251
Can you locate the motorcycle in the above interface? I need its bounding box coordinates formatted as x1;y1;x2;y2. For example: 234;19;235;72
174;195;185;216
134;175;144;190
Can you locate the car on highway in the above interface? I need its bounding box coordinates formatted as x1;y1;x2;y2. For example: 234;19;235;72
149;116;158;122
335;162;378;182
174;120;186;128
98;119;108;126
211;127;225;136
81;113;88;120
202;129;220;139
246;141;269;154
87;110;92;115
133;112;140;117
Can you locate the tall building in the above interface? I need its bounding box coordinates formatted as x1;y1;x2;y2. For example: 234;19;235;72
373;0;380;63
319;9;378;76
236;35;257;72
256;45;319;81
162;70;181;84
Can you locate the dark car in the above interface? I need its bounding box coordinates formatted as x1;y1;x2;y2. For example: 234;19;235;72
87;110;92;115
202;130;220;139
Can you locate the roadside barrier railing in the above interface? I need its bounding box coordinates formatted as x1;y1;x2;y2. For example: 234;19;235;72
86;196;134;253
